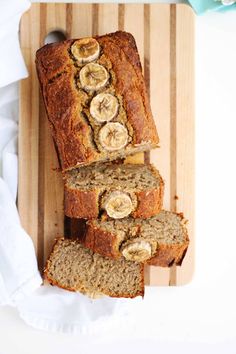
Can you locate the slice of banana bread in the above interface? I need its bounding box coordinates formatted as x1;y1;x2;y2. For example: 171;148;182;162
44;238;144;298
81;211;189;266
64;163;164;219
35;31;159;171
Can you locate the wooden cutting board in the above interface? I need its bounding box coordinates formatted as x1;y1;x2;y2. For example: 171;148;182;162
19;3;194;286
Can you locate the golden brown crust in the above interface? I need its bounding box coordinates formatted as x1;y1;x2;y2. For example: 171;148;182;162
44;237;144;298
36;40;73;82
97;32;158;145
132;188;163;219
146;240;189;267
38;69;96;168
36;31;159;171
84;212;189;267
132;172;164;219
81;224;120;259
64;186;100;219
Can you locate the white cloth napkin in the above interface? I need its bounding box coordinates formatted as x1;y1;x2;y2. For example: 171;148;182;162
0;0;141;333
0;0;29;88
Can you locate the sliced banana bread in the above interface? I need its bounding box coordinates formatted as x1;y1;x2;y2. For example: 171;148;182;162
64;162;164;219
44;238;144;298
81;211;189;266
35;31;159;171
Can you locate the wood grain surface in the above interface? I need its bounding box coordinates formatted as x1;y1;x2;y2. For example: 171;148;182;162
19;3;194;286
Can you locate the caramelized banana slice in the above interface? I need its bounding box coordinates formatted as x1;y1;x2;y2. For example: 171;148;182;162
79;63;109;91
90;93;119;123
98;122;128;151
103;191;133;219
71;38;100;64
122;241;152;262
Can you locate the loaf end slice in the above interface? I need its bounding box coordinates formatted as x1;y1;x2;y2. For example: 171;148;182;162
44;238;144;298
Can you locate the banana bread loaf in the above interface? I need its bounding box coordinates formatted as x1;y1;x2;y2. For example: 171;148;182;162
81;211;189;266
44;238;144;298
36;31;159;171
64;162;164;219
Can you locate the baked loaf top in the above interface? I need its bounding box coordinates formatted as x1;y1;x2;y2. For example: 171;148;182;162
44;238;144;298
64;163;164;219
36;31;159;171
83;210;189;266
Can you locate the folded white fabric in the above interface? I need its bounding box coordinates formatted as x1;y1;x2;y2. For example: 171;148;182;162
0;84;18;199
0;178;42;306
17;286;137;335
0;0;30;88
0;0;139;334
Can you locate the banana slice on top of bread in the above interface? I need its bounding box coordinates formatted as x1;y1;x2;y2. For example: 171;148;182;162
71;38;100;64
90;93;119;123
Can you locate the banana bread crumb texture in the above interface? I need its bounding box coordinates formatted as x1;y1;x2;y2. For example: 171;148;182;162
44;238;144;298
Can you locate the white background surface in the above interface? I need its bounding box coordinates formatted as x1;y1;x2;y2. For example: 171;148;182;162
1;1;236;353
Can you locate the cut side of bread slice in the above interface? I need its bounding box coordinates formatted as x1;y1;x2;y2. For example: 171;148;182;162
64;163;164;219
44;238;144;298
82;211;189;266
